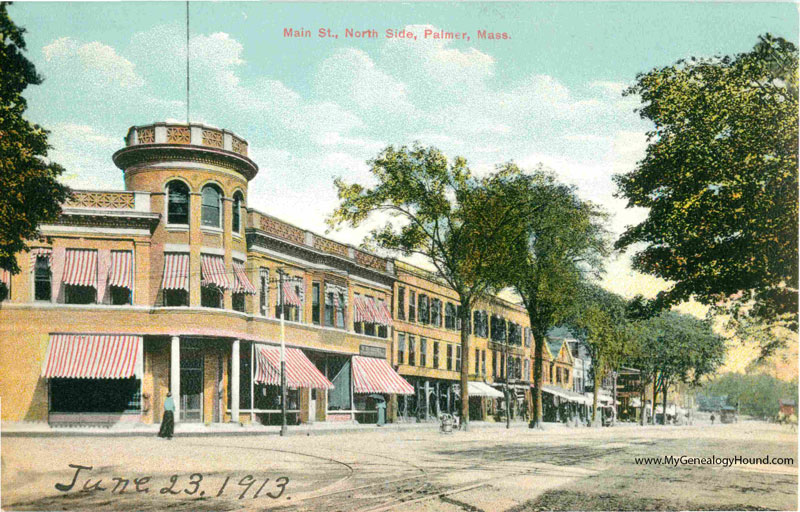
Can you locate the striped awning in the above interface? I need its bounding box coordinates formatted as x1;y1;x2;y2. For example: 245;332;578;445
30;247;52;268
108;251;133;289
201;254;233;290
62;249;98;288
0;268;9;287
232;260;256;294
254;346;333;390
352;355;414;395
42;334;143;379
161;253;189;291
354;295;392;326
281;281;302;307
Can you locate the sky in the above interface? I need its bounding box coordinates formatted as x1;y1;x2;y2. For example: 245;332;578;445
10;1;799;304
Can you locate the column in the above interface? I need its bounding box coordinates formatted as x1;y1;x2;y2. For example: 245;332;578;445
171;336;181;422
231;339;240;424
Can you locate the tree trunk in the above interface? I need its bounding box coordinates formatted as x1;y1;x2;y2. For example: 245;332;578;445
639;384;646;426
530;327;545;428
460;303;470;431
505;341;510;429
651;373;659;425
592;353;602;425
662;379;669;426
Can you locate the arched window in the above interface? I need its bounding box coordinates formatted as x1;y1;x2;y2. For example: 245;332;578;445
232;191;244;234
201;185;222;228
166;180;189;225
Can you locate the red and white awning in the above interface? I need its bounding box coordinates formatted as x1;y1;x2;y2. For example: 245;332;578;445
62;249;98;288
281;281;302;307
0;268;9;287
30;247;52;268
353;295;392;326
161;253;189;291
201;254;233;290
352;355;414;395
108;251;133;289
232;260;256;294
254;345;333;390
42;334;143;379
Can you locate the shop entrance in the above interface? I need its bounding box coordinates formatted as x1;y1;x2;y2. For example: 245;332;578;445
180;342;203;422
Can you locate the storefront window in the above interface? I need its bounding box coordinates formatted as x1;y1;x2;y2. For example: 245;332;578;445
336;292;346;328
324;290;334;326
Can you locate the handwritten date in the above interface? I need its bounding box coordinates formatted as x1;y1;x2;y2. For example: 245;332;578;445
55;464;289;500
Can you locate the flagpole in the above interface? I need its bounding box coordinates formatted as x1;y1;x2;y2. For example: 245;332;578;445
279;269;287;436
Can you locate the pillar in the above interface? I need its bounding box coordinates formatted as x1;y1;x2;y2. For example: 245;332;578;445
424;380;430;421
171;336;180;421
231;339;240;424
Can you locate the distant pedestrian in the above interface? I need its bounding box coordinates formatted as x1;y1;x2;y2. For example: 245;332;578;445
158;392;175;439
710;412;715;425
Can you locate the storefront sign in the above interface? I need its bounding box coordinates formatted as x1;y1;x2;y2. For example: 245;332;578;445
359;345;386;359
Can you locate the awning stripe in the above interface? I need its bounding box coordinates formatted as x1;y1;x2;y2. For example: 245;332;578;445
232;261;257;294
42;334;142;379
62;249;98;288
108;251;133;289
352;355;414;395
161;253;189;291
376;299;392;326
201;254;233;290
468;381;505;398
254;346;333;390
281;281;302;307
30;248;52;268
353;295;368;323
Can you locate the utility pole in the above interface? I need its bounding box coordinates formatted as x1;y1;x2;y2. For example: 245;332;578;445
505;336;510;429
278;269;287;436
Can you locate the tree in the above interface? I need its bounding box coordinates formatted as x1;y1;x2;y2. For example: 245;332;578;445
0;2;70;276
328;145;522;430
569;284;632;424
614;35;799;357
630;312;726;425
492;166;609;428
701;372;798;420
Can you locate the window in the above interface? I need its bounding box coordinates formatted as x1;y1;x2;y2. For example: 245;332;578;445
509;323;522;345
420;338;427;367
377;299;388;338
165;289;188;307
445;302;456;330
492;351;497;377
408;290;416;322
312;282;321;324
232;293;245;312
474;310;488;337
166;180;189;225
34;256;51;301
408;336;416;366
430;299;441;327
259;268;269;316
232;191;244;234
446;344;453;371
550;363;555;384
524;359;530;381
418;294;429;324
524;327;532;347
565;369;570;384
475;348;480;374
455;345;462;372
201;185;222;228
336;292;346;329
491;315;507;342
111;287;131;305
201;285;223;308
397;287;406;321
481;350;486;376
398;333;406;364
433;341;439;368
500;353;505;379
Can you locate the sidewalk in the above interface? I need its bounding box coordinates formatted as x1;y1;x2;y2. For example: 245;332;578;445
1;419;569;437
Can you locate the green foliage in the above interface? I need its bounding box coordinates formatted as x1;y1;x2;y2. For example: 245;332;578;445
328;144;525;427
701;372;798;419
0;2;70;273
628;311;726;391
570;284;634;375
488;166;609;424
614;35;799;350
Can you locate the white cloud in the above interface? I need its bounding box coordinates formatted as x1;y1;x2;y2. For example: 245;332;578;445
43;37;144;88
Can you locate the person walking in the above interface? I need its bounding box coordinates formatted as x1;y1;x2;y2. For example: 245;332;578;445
710;412;715;425
158;392;175;439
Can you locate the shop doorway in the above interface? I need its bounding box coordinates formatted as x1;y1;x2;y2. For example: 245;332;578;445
180;342;203;422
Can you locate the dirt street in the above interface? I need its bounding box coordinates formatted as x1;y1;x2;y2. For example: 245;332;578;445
2;421;797;511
